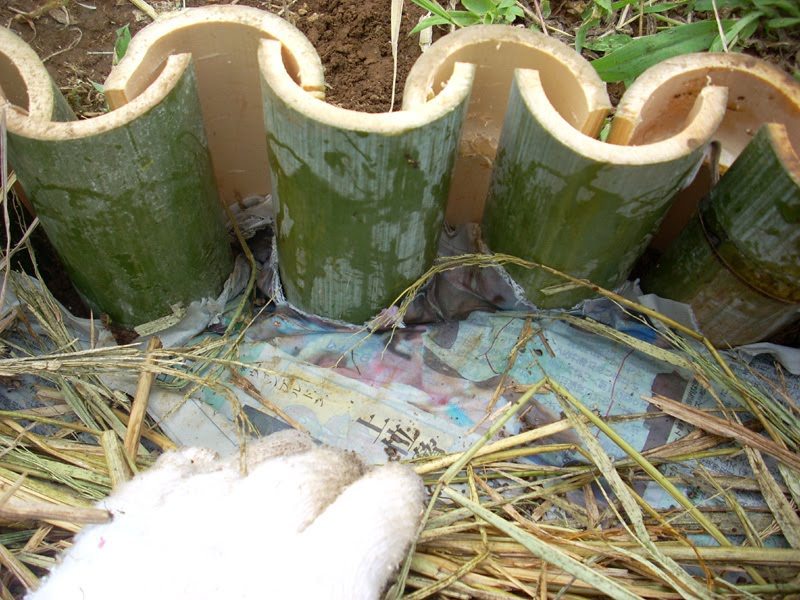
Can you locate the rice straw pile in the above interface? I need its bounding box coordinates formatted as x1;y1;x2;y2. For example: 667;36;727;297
1;174;799;597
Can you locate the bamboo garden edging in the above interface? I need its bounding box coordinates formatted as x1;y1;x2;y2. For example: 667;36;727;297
259;41;474;323
105;5;325;207
613;53;800;252
404;27;727;309
403;25;612;226
483;72;725;308
642;123;800;347
3;7;799;329
0;26;232;327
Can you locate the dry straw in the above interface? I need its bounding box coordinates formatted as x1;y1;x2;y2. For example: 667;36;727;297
0;168;798;600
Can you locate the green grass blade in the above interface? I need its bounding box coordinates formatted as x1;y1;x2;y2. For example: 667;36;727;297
462;0;494;15
693;0;748;9
710;11;763;50
409;15;453;34
766;16;800;27
592;19;734;82
409;0;459;23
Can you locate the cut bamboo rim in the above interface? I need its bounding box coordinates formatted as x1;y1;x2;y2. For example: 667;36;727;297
612;53;800;252
516;70;727;167
105;5;324;206
1;27;234;326
403;25;611;225
0;29;62;121
258;39;475;322
481;69;727;308
2;52;191;141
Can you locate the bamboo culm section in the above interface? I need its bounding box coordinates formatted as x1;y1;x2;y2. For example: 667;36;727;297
482;71;724;309
5;56;233;327
259;40;472;323
643;123;800;346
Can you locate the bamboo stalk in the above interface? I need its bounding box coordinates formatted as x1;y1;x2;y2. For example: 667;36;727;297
403;25;611;225
259;39;473;322
610;52;800;252
642;123;800;346
1;28;233;326
104;5;325;206
482;70;727;308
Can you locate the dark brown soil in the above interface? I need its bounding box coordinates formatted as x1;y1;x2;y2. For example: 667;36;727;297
0;0;426;115
293;0;427;112
0;0;426;325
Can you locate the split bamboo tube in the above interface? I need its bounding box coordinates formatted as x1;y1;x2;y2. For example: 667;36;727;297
403;25;611;226
612;53;800;252
259;40;474;323
642;123;800;346
485;72;726;308
0;27;232;326
406;26;728;308
105;5;325;206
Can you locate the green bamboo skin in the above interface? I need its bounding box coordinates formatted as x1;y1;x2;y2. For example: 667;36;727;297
483;72;725;309
4;55;233;326
259;41;472;323
642;124;800;346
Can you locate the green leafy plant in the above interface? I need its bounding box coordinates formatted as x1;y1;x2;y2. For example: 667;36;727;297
113;24;132;66
90;25;132;98
583;0;799;83
409;0;524;35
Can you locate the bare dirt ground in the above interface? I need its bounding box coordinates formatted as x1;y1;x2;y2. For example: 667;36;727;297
0;0;429;114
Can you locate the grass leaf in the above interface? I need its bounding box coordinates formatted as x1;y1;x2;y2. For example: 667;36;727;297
584;33;633;53
710;11;763;51
693;0;749;9
766;16;800;27
575;17;601;54
461;0;494;15
409;14;452;34
409;0;459;23
113;24;131;66
593;0;613;13
591;19;734;82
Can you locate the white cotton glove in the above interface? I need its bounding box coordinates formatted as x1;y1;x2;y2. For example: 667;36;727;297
29;431;424;600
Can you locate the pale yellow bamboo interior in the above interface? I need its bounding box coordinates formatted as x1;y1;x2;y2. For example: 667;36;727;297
0;54;29;110
614;54;800;252
403;25;611;225
104;6;325;206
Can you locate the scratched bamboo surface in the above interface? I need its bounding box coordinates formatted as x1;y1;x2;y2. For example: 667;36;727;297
3;5;800;329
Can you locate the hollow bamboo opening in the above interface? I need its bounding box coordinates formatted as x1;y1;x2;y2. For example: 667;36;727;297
613;53;800;252
403;25;611;225
102;6;325;206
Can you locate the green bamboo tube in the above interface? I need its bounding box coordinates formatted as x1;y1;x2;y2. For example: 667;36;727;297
104;5;325;206
642;123;800;347
482;69;728;309
403;25;612;225
259;40;474;323
1;27;232;326
609;53;800;253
